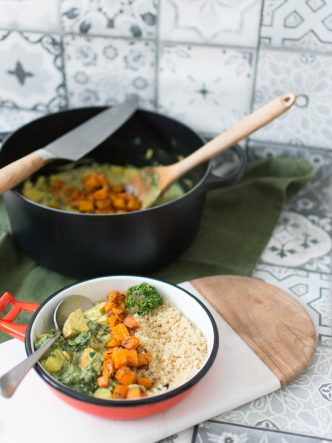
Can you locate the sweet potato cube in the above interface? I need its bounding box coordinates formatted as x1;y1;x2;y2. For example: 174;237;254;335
108;290;123;302
104;300;116;313
115;367;137;385
123;316;140;330
126;349;139;367
106;338;120;348
112;384;128;399
111;347;128;369
126;387;146;399
97;375;109;388
122;336;140;350
111;323;130;342
137;377;153;389
107;313;122;327
137;351;152;367
102;359;114;377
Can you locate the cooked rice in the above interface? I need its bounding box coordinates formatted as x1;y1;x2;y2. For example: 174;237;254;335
134;301;208;395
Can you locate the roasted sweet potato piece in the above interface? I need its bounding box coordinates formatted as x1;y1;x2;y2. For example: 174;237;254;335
122;336;140;350
112;384;128;399
104;300;116;313
97;375;109;388
126;387;146;399
102;359;114;377
112;347;128;369
123;316;140;330
137;377;153;389
76;200;94;212
106;338;120;348
115;367;137;385
107;313;123;327
126;349;138;367
93;187;109;200
137;351;152;367
111;323;130;342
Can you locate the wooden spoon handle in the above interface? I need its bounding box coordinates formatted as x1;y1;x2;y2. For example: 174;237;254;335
167;93;296;183
0;149;53;194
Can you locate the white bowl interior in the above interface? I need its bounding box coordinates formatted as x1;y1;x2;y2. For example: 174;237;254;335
30;276;216;370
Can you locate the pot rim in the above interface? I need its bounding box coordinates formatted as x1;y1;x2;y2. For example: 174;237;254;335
25;275;219;408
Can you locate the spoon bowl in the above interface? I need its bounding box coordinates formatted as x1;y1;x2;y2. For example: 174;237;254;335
0;294;93;398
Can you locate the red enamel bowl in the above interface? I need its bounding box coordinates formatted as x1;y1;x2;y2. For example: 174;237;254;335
0;275;219;420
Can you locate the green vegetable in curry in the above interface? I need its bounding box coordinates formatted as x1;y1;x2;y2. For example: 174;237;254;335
34;284;164;399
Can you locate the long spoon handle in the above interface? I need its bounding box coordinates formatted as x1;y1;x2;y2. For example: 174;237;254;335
0;331;60;398
165;93;296;184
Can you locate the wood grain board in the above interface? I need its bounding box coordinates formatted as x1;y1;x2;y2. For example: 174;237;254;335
190;275;317;386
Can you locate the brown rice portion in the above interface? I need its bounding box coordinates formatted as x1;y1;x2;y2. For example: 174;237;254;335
134;301;208;395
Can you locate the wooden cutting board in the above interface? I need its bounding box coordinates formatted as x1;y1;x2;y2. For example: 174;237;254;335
190;275;317;386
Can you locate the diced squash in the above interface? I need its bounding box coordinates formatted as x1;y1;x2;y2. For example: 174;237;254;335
104;300;116;313
126;387;146;399
97;375;109;388
112;347;128;369
123;316;140;329
112;385;128;399
126;349;138;367
108;290;123;302
115;367;137;385
122;336;140;350
102;359;114;377
137;351;152;367
62;308;88;338
107;313;123;327
137;377;153;389
111;323;130;342
106;338;120;348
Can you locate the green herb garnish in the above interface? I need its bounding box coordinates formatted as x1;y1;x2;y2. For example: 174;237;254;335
125;283;164;316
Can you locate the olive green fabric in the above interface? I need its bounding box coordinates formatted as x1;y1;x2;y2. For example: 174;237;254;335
0;157;314;343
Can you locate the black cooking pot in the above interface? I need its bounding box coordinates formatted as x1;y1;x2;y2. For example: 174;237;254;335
0;108;246;277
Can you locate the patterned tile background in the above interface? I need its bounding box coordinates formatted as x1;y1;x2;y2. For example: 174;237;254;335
0;1;331;443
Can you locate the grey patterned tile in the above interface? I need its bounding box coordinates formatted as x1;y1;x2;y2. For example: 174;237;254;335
0;108;45;133
61;0;158;39
260;211;331;274
159;0;262;48
253;264;332;343
252;48;332;150
64;35;156;109
195;420;332;442
247;142;332;274
158;43;255;136
261;0;332;52
218;346;332;439
0;0;60;33
0;31;67;112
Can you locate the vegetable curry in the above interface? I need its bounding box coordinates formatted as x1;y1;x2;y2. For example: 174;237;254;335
22;162;185;214
35;283;164;400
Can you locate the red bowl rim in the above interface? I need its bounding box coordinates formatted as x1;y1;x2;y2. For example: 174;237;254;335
25;275;219;407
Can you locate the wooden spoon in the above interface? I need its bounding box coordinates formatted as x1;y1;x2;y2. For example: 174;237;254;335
127;93;296;209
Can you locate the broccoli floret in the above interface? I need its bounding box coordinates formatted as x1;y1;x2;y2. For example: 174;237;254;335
125;283;164;316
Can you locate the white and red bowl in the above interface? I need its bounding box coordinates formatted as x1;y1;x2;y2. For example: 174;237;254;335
0;275;219;419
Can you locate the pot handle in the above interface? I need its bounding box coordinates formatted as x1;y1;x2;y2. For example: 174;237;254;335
0;292;39;341
202;144;247;192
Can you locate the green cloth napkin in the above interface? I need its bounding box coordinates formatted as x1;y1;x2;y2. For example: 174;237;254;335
0;157;314;344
